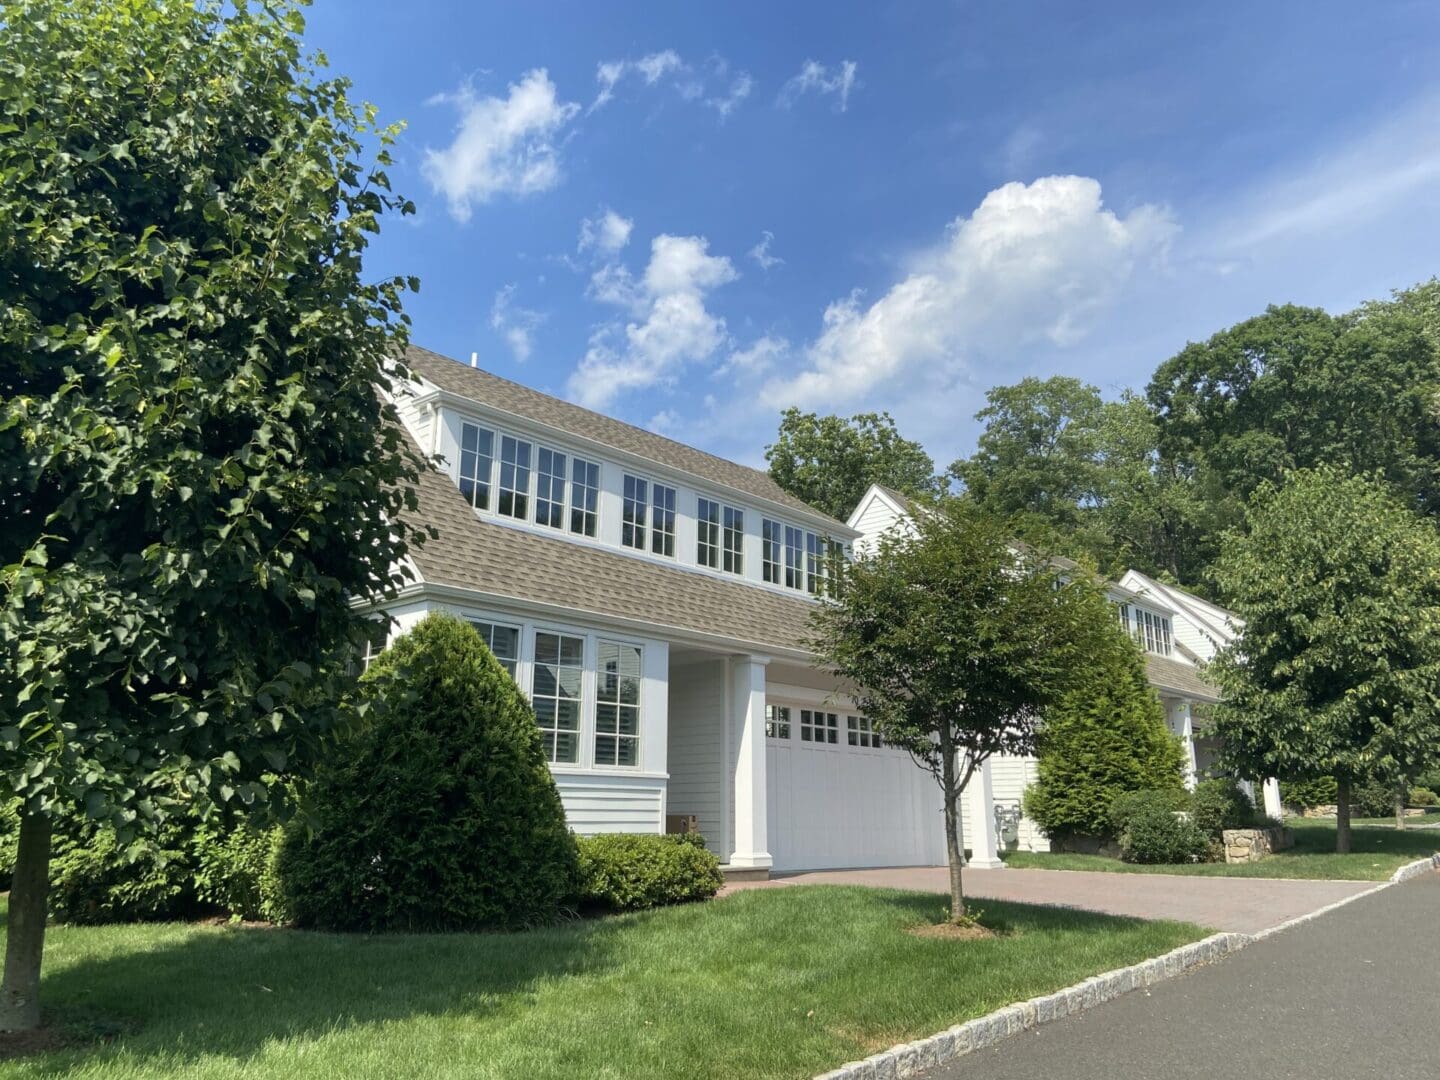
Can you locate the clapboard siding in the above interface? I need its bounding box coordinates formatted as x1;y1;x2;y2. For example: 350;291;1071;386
555;774;666;835
667;660;727;855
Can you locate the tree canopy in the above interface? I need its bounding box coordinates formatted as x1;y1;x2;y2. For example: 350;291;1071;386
766;407;938;521
1208;467;1440;852
0;0;419;1029
810;498;1115;917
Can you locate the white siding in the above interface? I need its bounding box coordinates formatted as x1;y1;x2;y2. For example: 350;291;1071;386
667;660;728;853
556;774;665;835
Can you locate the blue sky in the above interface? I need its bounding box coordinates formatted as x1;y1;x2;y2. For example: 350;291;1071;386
304;1;1440;469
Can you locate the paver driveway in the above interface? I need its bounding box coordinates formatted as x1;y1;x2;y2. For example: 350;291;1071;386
730;865;1376;932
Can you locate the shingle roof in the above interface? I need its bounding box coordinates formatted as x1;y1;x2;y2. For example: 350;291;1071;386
1145;653;1221;703
404;345;844;528
399;429;817;656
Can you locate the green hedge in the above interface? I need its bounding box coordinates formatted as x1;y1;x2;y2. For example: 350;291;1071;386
576;833;723;912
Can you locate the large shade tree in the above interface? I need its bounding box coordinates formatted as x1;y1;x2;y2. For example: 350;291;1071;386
0;0;421;1030
765;407;939;521
811;498;1116;919
1209;468;1440;853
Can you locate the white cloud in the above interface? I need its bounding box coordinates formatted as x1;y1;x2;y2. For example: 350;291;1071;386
490;285;545;363
717;334;789;377
764;176;1176;410
747;230;783;270
423;70;580;222
591;49;683;111
579;208;634;255
569;235;739;409
706;72;753;119
778;60;858;112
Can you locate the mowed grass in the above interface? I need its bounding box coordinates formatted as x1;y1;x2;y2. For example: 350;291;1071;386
0;887;1204;1080
1002;822;1440;881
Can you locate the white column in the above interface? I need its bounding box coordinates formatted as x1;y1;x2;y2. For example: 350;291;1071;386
1166;698;1198;789
963;754;1006;870
728;655;772;869
1262;778;1284;820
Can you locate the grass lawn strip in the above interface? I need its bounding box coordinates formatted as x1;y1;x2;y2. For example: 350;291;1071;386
0;886;1204;1080
1001;822;1440;881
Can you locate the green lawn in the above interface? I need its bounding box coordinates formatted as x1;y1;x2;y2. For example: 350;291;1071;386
1002;822;1440;881
0;887;1204;1080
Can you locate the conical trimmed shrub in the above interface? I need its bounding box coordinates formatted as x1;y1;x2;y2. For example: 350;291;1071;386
1023;627;1187;842
279;612;578;931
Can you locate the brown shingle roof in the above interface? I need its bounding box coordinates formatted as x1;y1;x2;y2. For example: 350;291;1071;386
400;429;817;656
1145;653;1221;703
404;345;846;528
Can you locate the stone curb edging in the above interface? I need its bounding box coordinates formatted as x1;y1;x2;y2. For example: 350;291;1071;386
814;852;1440;1080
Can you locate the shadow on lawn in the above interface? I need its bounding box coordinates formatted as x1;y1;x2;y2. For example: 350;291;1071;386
10;903;642;1075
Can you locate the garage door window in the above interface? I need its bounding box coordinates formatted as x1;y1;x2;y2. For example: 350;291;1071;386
765;704;791;739
800;710;838;744
847;715;882;749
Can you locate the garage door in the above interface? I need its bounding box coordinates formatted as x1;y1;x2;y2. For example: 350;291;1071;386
765;706;946;871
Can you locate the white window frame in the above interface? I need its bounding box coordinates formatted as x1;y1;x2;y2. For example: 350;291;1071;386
458;422;494;511
593;638;643;768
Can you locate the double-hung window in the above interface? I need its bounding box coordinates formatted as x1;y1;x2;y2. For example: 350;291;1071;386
532;631;584;764
761;519;783;584
765;704;791;739
469;620;521;680
622;475;648;550
800;709;838;744
697;498;721;569
534;446;567;529
784;525;804;590
651;484;676;557
458;422;494;510
570;458;599;537
594;640;642;767
722;506;744;575
847;715;882;748
498;435;531;519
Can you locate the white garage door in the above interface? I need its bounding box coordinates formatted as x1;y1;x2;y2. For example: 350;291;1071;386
766;707;946;871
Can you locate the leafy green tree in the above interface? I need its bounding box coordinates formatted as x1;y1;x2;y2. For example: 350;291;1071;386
1148;302;1440;521
950;376;1105;531
1023;624;1186;842
0;0;420;1029
279;613;579;932
811;499;1115;919
765;407;938;520
1209;468;1440;853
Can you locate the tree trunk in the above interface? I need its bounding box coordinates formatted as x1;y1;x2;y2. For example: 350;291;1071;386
1395;780;1407;831
0;814;51;1033
938;729;965;921
1335;777;1352;855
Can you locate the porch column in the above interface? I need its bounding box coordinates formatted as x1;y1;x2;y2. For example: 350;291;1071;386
729;655;772;869
1262;778;1284;820
963;754;1006;870
1166;698;1198;789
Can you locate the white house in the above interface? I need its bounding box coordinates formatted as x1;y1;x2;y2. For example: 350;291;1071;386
373;346;950;877
848;484;1232;856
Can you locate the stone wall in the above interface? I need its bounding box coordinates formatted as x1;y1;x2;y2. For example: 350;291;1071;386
1222;826;1295;864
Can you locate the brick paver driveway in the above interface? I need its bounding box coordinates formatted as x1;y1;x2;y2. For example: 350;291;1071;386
732;866;1376;933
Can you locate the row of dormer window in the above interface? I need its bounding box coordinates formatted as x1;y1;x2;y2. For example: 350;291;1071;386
456;418;846;595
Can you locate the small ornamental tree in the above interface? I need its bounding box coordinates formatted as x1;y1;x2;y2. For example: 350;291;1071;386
1024;627;1186;842
811;498;1115;920
278;613;579;932
0;0;421;1030
1210;467;1440;853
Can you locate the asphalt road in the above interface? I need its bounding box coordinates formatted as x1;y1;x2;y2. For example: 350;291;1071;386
925;872;1439;1080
